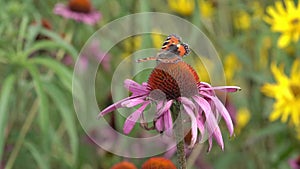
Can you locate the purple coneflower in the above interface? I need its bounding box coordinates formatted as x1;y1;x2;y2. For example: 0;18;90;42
53;0;101;25
289;156;300;169
98;59;240;151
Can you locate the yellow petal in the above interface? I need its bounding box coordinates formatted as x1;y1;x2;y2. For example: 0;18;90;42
291;59;300;78
266;6;279;18
278;33;291;48
261;84;277;97
285;0;296;13
275;1;287;15
281;106;290;123
291;107;300;126
269;108;282;121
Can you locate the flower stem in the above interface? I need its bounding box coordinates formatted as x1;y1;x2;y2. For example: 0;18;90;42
172;103;187;169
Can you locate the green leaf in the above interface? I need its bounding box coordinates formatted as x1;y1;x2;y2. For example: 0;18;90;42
246;123;286;146
24;142;49;169
43;83;78;165
29;57;73;94
0;74;16;161
24;40;77;59
17;16;29;52
40;29;78;58
26;64;50;149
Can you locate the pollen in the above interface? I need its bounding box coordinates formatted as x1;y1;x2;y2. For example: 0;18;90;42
147;61;200;100
68;0;91;13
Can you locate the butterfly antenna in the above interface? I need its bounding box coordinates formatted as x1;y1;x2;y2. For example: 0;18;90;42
136;56;157;63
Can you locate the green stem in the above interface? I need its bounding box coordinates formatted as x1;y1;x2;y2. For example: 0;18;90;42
5;99;39;169
172;103;187;169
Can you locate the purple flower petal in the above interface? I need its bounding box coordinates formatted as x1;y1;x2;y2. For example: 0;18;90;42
195;109;205;140
164;109;173;136
53;3;101;25
155;100;173;119
208;137;213;152
124;79;149;95
212;126;224;150
178;97;196;110
193;95;219;136
211;96;234;136
121;98;145;107
200;92;234;136
98;97;132;118
182;104;197;147
123;102;150;134
289;156;300;169
155;116;164;132
200;86;241;92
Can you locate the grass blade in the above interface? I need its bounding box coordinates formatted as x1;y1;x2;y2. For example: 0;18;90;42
0;74;16;161
24;142;49;169
29;57;73;93
26;64;50;150
44;83;78;165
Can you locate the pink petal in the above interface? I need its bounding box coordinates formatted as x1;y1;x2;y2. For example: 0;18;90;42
207;136;213;152
211;96;234;136
178;97;196;110
200;86;241;92
182;104;197;147
121;98;145;107
164;109;173;136
212;126;224;150
155;100;173;119
123;102;150;134
195;110;205;141
124;79;149;95
200;93;234;136
155;116;164;132
98;96;132;118
193;96;220;139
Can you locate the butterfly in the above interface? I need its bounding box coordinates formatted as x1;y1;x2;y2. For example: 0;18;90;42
136;34;190;63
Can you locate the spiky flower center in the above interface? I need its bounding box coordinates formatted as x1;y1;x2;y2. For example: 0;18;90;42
68;0;91;13
111;161;137;169
290;18;300;33
290;83;300;98
147;61;199;100
141;157;176;169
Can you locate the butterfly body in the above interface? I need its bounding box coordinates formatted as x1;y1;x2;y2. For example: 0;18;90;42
136;34;190;63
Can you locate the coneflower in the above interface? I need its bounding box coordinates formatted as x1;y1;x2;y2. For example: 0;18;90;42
53;0;101;25
98;34;240;168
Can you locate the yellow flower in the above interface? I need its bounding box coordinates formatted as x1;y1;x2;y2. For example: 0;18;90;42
235;108;251;135
261;60;300;127
121;36;142;58
224;53;240;84
199;0;214;19
168;0;194;16
234;11;251;30
264;0;300;48
194;57;214;83
151;32;165;49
